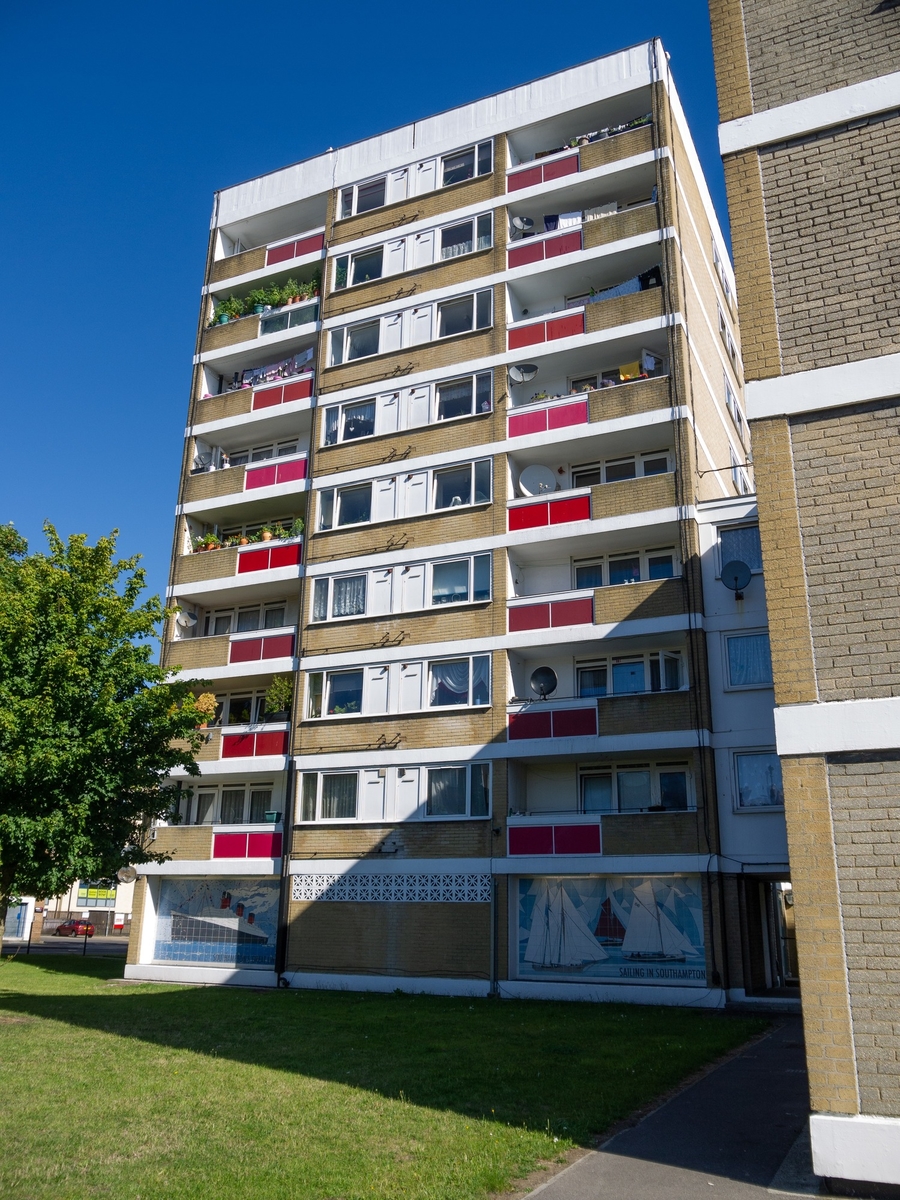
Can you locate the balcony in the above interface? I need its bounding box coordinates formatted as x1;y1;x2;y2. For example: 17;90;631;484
172;538;303;587
164;629;296;674
209;228;326;285
201;298;319;355
221;727;290;759
506;120;654;195
212;827;283;859
508;589;595;633
507;375;671;440
507;689;697;745
508;697;598;741
508;489;592;533
506;810;702;858
508;815;602;856
183;455;308;507
194;370;315;428
508;309;585;351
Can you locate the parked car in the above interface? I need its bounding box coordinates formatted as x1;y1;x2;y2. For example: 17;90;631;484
54;920;95;938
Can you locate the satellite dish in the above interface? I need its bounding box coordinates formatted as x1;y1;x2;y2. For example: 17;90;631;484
721;559;752;599
530;667;558;699
519;464;557;497
116;866;138;884
511;215;534;238
508;363;539;385
176;610;198;628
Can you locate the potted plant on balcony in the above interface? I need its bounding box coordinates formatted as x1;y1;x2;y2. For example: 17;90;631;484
238;535;250;546
247;287;269;314
288;518;304;539
194;692;218;730
283;278;300;305
264;675;294;720
259;525;274;542
270;523;288;541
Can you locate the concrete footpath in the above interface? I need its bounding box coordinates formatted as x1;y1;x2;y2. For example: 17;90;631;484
531;1017;821;1199
2;936;128;958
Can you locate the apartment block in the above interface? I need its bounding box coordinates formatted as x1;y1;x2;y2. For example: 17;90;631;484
127;42;789;1015
708;1;900;1191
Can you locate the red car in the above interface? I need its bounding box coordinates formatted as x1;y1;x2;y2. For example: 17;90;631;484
54;920;95;938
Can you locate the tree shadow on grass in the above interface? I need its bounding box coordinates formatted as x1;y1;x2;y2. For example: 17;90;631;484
0;956;767;1148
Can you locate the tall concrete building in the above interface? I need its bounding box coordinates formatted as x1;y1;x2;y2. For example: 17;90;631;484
126;42;789;1013
708;2;900;1191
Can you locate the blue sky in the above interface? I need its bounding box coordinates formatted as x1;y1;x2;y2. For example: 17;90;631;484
0;0;723;608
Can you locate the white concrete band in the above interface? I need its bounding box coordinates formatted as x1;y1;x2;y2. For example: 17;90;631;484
719;71;900;155
746;351;900;421
775;696;900;756
499;980;723;1007
283;971;490;998
810;1113;900;1186
124;964;278;988
137;858;281;876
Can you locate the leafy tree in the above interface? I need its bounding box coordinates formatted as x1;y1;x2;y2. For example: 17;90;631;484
0;523;207;936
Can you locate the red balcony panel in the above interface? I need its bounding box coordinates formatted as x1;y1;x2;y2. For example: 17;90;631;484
229;638;262;664
508;242;544;269
282;377;313;402
509;825;554;855
294;233;325;257
547;400;588;430
543;154;579;181
552;707;597;738
553;824;601;854
237;548;270;574
544;231;582;259
275;458;307;484
549;495;591;525
247;831;283;858
550;597;594;627
255;730;289;756
222;733;256;758
508;409;547;438
546;312;585;341
252;385;284;410
508;166;543;192
509;502;548;532
245;464;278;490
213;832;248;858
266;242;296;266
508;603;551;633
508;323;546;350
269;542;302;568
508;711;553;740
261;633;295;660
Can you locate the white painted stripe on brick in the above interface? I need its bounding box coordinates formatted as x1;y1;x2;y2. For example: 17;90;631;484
775;696;900;756
137;859;280;875
283;971;490;997
745;352;900;420
125;964;279;987
499;980;723;1006
719;71;900;155
810;1113;900;1187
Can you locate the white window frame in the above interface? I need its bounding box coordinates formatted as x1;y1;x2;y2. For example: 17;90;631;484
732;749;784;811
576;650;684;698
717;523;763;576
572;546;679;590
200;601;290;639
177;782;278;827
309;552;492;623
722;630;773;690
336;140;494;220
305;654;492;719
436;288;493;339
577;761;694;814
321;371;493;447
723;375;745;443
317;458;492;531
328;289;493;366
296;763;492;823
730;446;751;495
331;212;493;291
441;140;493;187
571;449;672;488
213;690;290;728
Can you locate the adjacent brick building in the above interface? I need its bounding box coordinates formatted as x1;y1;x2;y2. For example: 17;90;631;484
708;1;900;1190
127;44;789;1014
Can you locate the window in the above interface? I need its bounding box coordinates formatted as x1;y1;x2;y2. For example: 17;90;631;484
299;764;490;822
215;690;289;726
572;450;670;488
330;320;381;366
333;246;384;291
724;376;745;442
735;752;784;808
226;438;299;466
175;784;275;826
574;548;676;589
440;214;492;259
325;671;363;715
322;774;359;819
725;633;773;687
436;372;492;421
75;881;117;908
318;460;489;530
201;603;287;638
339;176;387;217
318;483;372;530
341;400;376;441
441;141;493;186
437;290;492;338
577;651;682;697
579;763;690;813
426;764;490;816
433;459;491;509
719;524;762;571
431;553;491;605
309;553;491;622
218;514;298;543
730;447;751;495
429;656;490;707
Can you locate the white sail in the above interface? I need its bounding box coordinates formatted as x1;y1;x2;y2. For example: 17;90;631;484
525;882;607;967
558;887;608;963
621;881;664;956
660;891;701;957
524;881;552;965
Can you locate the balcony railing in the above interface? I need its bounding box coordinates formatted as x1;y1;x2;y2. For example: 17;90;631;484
508;394;589;438
236;538;303;574
250;371;314;410
210;228;326;284
265;230;326;267
212;828;283;859
508;489;591;532
173;538;303;587
507;150;579;192
228;630;296;664
244;453;308;491
507;818;602;856
221;726;290;758
259;299;319;337
508;227;583;269
508;589;595;632
508;308;585;351
507;697;598;741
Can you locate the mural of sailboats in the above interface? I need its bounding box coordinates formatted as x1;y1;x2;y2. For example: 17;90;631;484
621;880;700;961
594;896;626;944
525;881;609;970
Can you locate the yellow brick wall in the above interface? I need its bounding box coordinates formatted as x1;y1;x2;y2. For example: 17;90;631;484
151;826;214;861
579;124;654;172
172;546;239;585
182;465;246;503
209;246;266;284
582;202;660;251
707;0;754;122
584;286;665;336
125;877;147;965
191;390;255;424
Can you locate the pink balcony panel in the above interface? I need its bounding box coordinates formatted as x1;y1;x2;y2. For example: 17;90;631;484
213;832;248;858
508;409;547;438
508;825;554;855
294;233;325;258
509;502;548;532
255;730;289;756
247;831;283;858
252;386;284;410
553;824;601;854
245;464;277;490
545;230;582;258
266;242;297;266
276;458;307;484
237;548;270;574
550;597;594;627
222;733;255;758
283;376;314;402
549;495;591;525
547;400;588;430
508;323;546;350
508;603;550;633
269;542;302;569
229;638;263;664
542;154;579;181
508;711;553;740
261;633;295;659
551;707;597;738
508;241;545;269
507;165;543;192
546;312;585;341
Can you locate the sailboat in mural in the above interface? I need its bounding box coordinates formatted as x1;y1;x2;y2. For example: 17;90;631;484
621;880;699;961
525;881;609;970
594;897;627;945
170;890;269;946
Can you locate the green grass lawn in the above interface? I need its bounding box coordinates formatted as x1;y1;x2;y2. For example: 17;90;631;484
0;955;766;1200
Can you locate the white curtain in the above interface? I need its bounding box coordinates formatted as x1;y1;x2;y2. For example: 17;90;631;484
472;655;490;704
720;525;762;570
427;767;467;815
332;575;366;617
430;659;471;706
727;634;772;686
321;774;358;819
